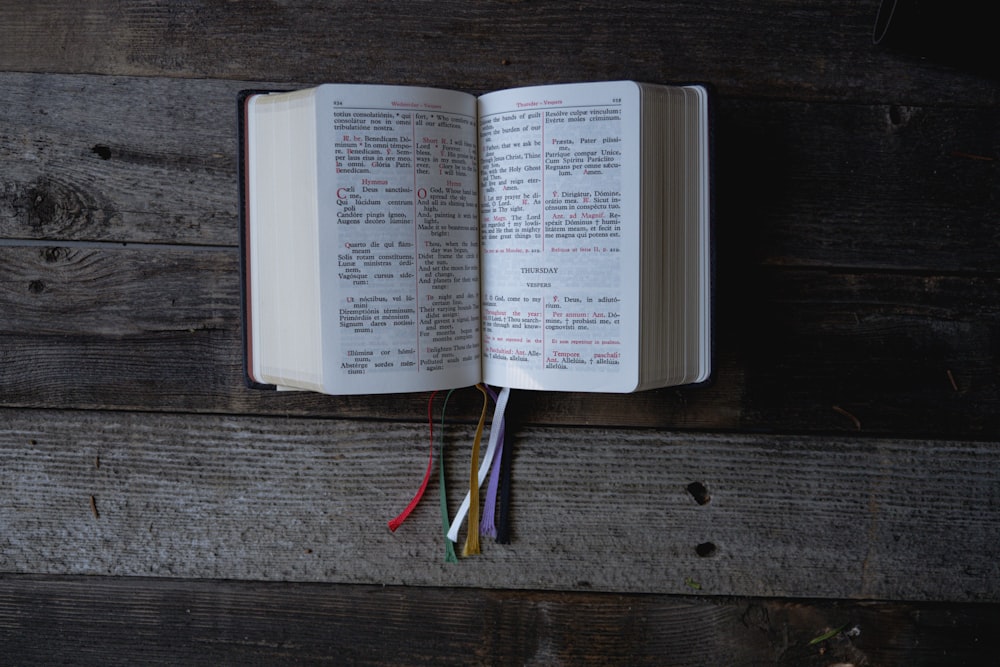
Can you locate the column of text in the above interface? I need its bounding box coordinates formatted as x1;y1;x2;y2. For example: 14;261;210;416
331;106;479;377
480;101;626;375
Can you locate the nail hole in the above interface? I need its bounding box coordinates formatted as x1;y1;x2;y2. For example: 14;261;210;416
695;542;717;557
686;481;711;505
889;105;903;125
91;144;112;160
43;247;65;263
28;280;46;294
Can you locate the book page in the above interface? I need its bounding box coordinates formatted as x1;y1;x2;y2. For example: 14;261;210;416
314;85;481;394
478;82;642;392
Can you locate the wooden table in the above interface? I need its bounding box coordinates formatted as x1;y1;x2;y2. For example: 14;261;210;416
2;1;998;663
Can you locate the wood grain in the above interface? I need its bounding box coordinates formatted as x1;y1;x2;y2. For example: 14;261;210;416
0;408;996;601
716;100;1000;273
1;1;997;106
1;575;997;666
0;74;243;245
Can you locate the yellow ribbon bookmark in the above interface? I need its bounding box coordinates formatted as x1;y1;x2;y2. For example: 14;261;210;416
462;384;490;557
447;386;511;544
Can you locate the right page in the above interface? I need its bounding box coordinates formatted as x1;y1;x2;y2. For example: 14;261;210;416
478;81;643;392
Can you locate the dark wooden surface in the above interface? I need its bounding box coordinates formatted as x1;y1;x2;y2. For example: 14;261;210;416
2;1;999;664
2;575;998;666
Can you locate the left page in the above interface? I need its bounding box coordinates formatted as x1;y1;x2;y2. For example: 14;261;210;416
314;85;482;394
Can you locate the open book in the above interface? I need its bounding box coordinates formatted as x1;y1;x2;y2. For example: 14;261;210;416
240;81;711;394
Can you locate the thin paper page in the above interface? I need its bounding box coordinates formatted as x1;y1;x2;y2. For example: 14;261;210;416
478;81;643;392
314;85;482;394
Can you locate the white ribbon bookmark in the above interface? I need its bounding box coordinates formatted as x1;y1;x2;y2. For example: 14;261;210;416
447;386;511;542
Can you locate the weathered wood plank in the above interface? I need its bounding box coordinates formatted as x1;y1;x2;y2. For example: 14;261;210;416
1;575;997;666
0;74;245;246
1;409;997;601
738;267;1000;437
717;101;1000;273
2;73;997;271
0;245;235;335
2;242;998;436
1;1;997;107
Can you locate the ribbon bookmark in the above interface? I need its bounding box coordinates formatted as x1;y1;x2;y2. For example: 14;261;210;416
495;404;514;545
387;391;438;532
461;385;490;556
448;386;511;544
479;386;505;538
439;389;458;563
